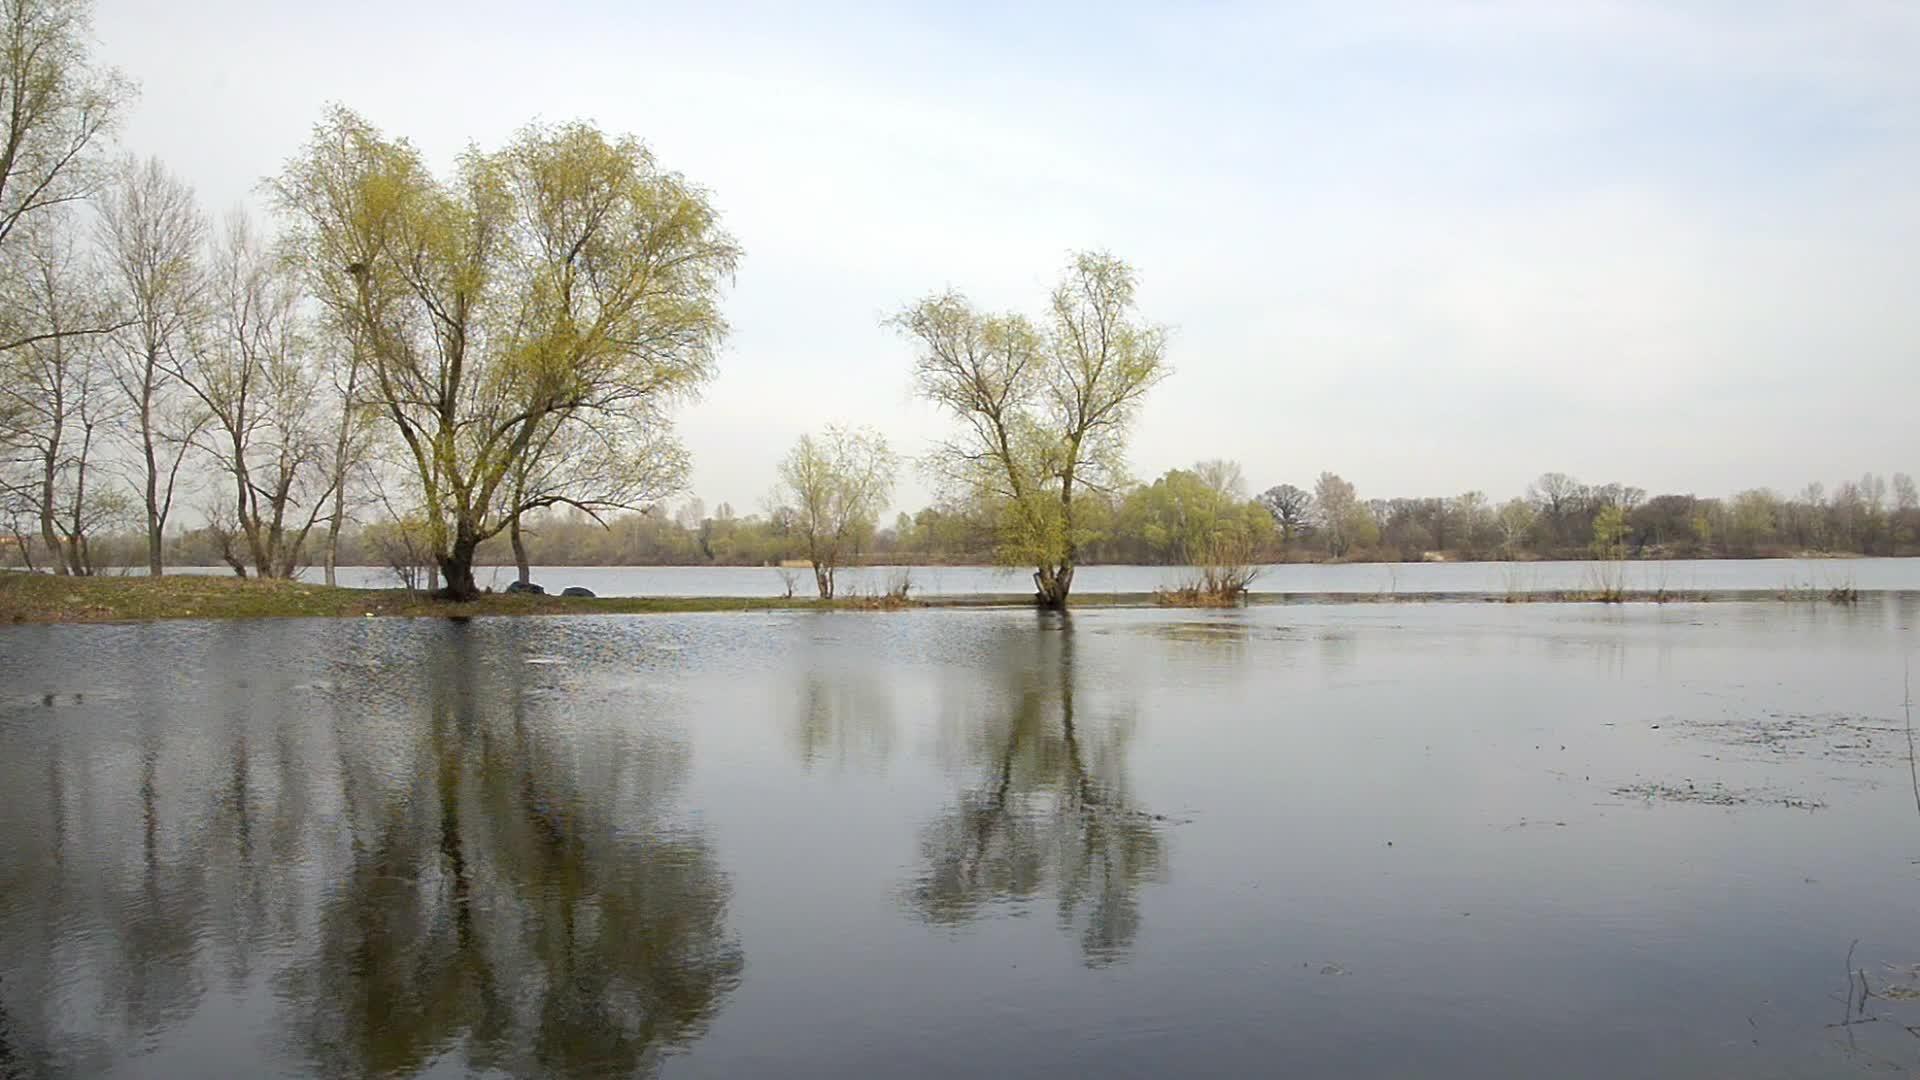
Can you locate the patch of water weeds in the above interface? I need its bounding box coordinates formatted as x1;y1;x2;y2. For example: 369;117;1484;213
1662;710;1908;767
1613;780;1825;810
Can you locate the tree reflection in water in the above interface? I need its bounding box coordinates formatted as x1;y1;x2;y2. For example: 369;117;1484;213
906;617;1169;965
291;624;743;1077
793;668;896;773
0;621;741;1079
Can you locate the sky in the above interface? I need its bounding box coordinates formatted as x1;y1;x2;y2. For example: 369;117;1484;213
90;0;1920;514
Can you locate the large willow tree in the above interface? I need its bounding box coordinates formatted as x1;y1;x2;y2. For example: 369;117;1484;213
273;108;737;599
892;252;1168;609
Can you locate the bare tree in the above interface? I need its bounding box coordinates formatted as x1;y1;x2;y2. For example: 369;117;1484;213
1829;481;1869;553
1528;471;1582;546
1;485;35;566
176;212;333;577
197;497;248;577
502;406;693;586
0;0;129;556
1790;482;1828;550
1256;483;1314;545
1191;458;1246;500
1862;472;1889;512
316;313;373;585
1312;471;1373;558
97;155;207;576
0;213;118;572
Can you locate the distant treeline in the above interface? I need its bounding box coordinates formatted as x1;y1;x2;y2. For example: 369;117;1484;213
24;465;1913;572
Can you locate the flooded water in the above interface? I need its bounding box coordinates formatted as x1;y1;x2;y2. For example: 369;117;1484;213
173;555;1920;597
3;599;1920;1077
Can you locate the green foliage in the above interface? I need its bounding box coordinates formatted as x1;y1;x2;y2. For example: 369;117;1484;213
0;0;132;257
1488;499;1529;557
1120;467;1271;566
1725;489;1778;554
273;108;738;598
1590;504;1628;559
777;426;896;598
893;251;1168;607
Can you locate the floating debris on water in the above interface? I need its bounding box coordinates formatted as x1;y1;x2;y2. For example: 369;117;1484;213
1658;711;1905;766
1613;780;1825;810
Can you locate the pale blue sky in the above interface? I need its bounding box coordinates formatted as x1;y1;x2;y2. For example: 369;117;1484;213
94;0;1920;511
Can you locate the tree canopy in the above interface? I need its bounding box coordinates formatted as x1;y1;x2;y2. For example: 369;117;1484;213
273;108;739;598
777;426;896;599
893;251;1168;608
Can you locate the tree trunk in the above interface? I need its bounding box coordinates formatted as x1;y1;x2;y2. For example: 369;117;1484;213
813;560;833;600
510;512;531;585
324;337;365;590
1039;470;1079;610
144;484;164;576
1033;563;1073;610
438;531;481;602
66;435;93;576
238;472;265;578
323;525;340;587
142;381;164;577
38;461;68;577
10;524;38;572
260;474;293;579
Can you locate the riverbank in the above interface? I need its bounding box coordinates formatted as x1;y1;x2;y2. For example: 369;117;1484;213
2;571;1902;624
0;573;915;623
0;573;1152;624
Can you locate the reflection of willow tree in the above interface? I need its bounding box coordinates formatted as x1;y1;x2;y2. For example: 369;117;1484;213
0;685;267;1076
908;620;1168;964
0;624;739;1077
285;624;743;1078
793;669;895;772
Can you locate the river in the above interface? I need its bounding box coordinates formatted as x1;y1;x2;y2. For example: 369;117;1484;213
2;599;1919;1076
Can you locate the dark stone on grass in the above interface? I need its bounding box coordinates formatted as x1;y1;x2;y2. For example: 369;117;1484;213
504;580;544;595
560;586;595;598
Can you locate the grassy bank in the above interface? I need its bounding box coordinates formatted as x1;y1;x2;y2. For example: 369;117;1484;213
0;572;1189;624
0;571;1900;625
0;573;950;623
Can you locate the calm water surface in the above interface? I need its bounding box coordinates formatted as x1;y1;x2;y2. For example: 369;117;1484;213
3;600;1920;1077
164;556;1920;597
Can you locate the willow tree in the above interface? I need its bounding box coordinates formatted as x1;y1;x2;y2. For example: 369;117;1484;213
776;425;896;599
892;252;1168;609
274;108;737;599
0;0;130;261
